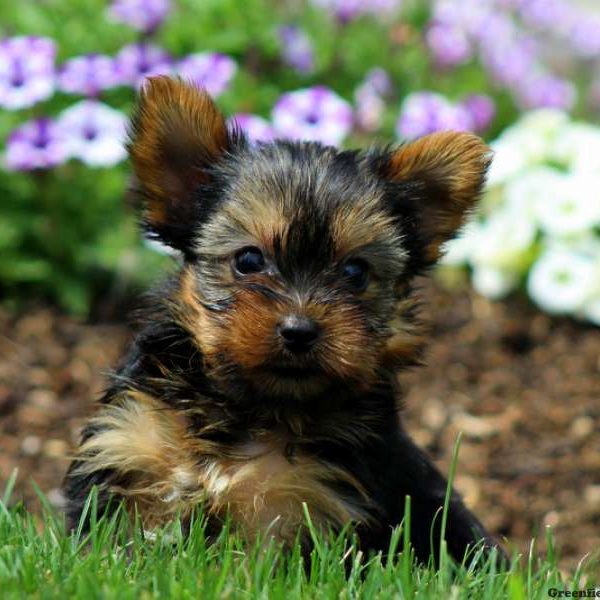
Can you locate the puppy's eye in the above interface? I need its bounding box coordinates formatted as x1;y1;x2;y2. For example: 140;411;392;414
341;258;369;291
234;246;265;275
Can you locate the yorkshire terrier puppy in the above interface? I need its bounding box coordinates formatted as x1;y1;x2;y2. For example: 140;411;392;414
64;76;506;564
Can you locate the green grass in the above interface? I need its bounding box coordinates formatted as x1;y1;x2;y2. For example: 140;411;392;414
0;471;596;599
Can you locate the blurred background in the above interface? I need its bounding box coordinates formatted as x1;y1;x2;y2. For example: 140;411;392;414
0;0;598;571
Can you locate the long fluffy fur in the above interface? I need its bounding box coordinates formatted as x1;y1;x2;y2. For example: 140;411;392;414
64;77;505;565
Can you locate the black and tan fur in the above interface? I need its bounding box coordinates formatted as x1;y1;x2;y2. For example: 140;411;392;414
64;77;506;563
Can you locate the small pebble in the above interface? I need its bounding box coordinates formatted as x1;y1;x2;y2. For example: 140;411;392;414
569;416;594;440
27;389;57;409
46;488;66;509
544;511;561;527
43;439;69;458
21;435;42;456
583;485;600;507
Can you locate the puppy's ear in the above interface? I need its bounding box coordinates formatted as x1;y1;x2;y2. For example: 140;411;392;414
128;76;237;253
376;131;491;268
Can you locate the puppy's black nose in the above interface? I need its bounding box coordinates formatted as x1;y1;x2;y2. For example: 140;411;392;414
278;315;319;353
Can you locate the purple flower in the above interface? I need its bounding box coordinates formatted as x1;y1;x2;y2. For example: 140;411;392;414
107;0;171;33
272;86;353;146
353;68;391;133
176;53;237;97
313;0;362;22
480;36;539;88
517;74;576;110
354;84;385;133
363;67;392;96
395;92;473;140
115;43;172;88
570;16;600;58
58;54;121;97
426;22;472;68
493;0;519;8
428;0;582;114
517;0;575;34
4;118;70;171
57;100;128;167
462;94;495;132
0;36;56;110
433;0;495;39
471;11;516;45
278;26;314;74
365;0;402;16
311;0;401;23
230;114;275;143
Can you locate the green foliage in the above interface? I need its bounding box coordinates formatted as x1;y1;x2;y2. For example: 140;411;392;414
0;0;571;314
0;164;169;314
0;481;596;599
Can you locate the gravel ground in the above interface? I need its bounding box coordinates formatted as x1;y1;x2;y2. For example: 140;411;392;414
1;282;598;571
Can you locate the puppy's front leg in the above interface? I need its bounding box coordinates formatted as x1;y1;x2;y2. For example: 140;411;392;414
63;455;121;531
63;392;206;532
389;428;507;565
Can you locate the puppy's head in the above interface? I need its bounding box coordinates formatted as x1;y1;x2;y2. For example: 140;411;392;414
129;77;491;400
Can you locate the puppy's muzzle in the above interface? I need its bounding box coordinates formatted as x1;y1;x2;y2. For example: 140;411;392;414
277;315;320;354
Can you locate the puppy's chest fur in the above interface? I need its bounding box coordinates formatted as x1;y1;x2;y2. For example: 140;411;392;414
76;393;373;543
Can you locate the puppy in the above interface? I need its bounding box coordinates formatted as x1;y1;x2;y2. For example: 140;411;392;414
64;76;506;564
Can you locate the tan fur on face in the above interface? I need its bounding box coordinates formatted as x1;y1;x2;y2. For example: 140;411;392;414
171;266;219;359
192;196;291;260
386;131;492;263
223;195;289;256
219;287;283;372
381;297;426;369
309;300;378;385
331;200;409;304
175;264;381;398
72;392;373;540
173;268;287;376
128;76;229;228
331;197;403;261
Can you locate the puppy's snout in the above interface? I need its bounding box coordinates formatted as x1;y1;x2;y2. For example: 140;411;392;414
277;315;320;353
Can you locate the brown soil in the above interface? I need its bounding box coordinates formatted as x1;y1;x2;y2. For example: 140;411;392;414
1;282;598;572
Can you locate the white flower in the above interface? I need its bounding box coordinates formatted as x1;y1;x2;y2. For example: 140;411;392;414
472;266;519;300
466;109;600;321
486;137;529;187
440;220;480;266
503;129;549;164
582;296;600;326
57;100;127;167
527;249;597;315
533;172;600;236
550;122;600;173
471;208;537;271
559;233;600;257
517;108;569;140
504;166;563;218
487;109;569;187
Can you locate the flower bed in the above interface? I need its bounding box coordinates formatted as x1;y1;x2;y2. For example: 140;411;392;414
1;0;599;317
442;110;600;325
